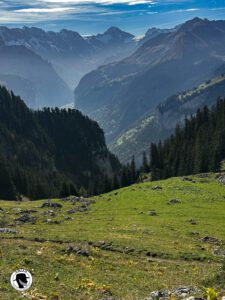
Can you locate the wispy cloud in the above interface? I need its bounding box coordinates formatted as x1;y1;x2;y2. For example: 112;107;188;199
0;0;224;34
15;7;75;13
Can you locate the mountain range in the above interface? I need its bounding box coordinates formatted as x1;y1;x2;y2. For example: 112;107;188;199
0;25;170;109
1;18;225;165
75;18;225;161
0;26;138;106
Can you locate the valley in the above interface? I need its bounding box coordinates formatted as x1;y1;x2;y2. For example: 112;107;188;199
0;13;225;300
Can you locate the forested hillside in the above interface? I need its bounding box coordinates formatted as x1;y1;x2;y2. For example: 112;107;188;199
150;99;225;180
0;86;121;200
112;73;225;164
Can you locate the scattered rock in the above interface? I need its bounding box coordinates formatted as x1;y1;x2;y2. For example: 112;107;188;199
61;196;96;205
213;248;225;257
188;219;198;225
186;297;204;300
151;186;162;190
43;210;55;216
167;199;181;205
198;173;209;178
201;236;222;245
218;175;225;185
0;228;17;234
183;177;196;183
148;210;157;216
93;241;113;251
17;209;37;214
144;287;200;300
45;219;61;224
41;201;62;209
14;214;36;224
64;246;90;257
67;205;89;214
189;231;200;236
0;208;3;212
64;216;73;221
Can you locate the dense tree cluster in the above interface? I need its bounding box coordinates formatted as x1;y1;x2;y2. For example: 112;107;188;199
149;98;225;180
0;86;121;200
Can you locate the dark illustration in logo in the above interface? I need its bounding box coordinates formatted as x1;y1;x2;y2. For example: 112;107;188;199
10;269;32;291
14;273;29;289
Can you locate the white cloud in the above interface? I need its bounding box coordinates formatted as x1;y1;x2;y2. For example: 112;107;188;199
38;0;155;5
16;7;75;13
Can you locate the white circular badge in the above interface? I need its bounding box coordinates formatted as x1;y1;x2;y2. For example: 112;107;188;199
10;269;32;291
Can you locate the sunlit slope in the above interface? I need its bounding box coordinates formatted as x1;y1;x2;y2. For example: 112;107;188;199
1;173;225;299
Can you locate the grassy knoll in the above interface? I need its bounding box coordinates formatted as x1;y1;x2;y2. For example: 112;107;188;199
0;173;225;299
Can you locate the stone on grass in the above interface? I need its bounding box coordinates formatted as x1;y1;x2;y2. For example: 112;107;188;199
0;228;17;234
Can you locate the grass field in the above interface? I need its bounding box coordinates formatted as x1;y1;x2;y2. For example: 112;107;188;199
0;173;225;300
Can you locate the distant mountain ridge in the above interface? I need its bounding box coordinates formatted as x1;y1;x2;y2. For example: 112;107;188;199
75;18;225;146
0;26;137;90
0;25;173;109
0;45;72;108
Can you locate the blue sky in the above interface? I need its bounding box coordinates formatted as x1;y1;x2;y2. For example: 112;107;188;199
0;0;225;35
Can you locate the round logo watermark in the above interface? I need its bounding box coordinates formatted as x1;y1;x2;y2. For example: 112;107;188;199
10;269;32;291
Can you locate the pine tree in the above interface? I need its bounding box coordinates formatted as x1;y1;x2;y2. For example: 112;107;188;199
142;151;150;173
0;156;17;200
130;156;136;183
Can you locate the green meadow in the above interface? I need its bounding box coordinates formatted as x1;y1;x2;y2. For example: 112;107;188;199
0;173;225;299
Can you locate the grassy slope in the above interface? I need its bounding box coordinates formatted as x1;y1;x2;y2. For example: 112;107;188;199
0;173;225;299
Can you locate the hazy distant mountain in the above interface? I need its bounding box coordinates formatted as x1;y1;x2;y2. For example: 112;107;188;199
0;26;137;89
75;18;225;144
111;73;225;164
0;45;72;108
0;74;36;108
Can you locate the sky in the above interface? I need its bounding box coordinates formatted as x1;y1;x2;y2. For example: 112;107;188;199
0;0;225;35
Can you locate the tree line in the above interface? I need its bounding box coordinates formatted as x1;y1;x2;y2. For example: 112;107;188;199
149;98;225;180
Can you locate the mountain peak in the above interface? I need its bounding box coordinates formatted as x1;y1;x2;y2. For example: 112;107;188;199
104;26;134;38
104;26;123;34
179;17;209;32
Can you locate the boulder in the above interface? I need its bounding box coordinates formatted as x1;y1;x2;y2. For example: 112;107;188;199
152;186;162;190
144;287;200;300
15;214;36;224
167;199;181;205
41;201;62;209
148;210;157;216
